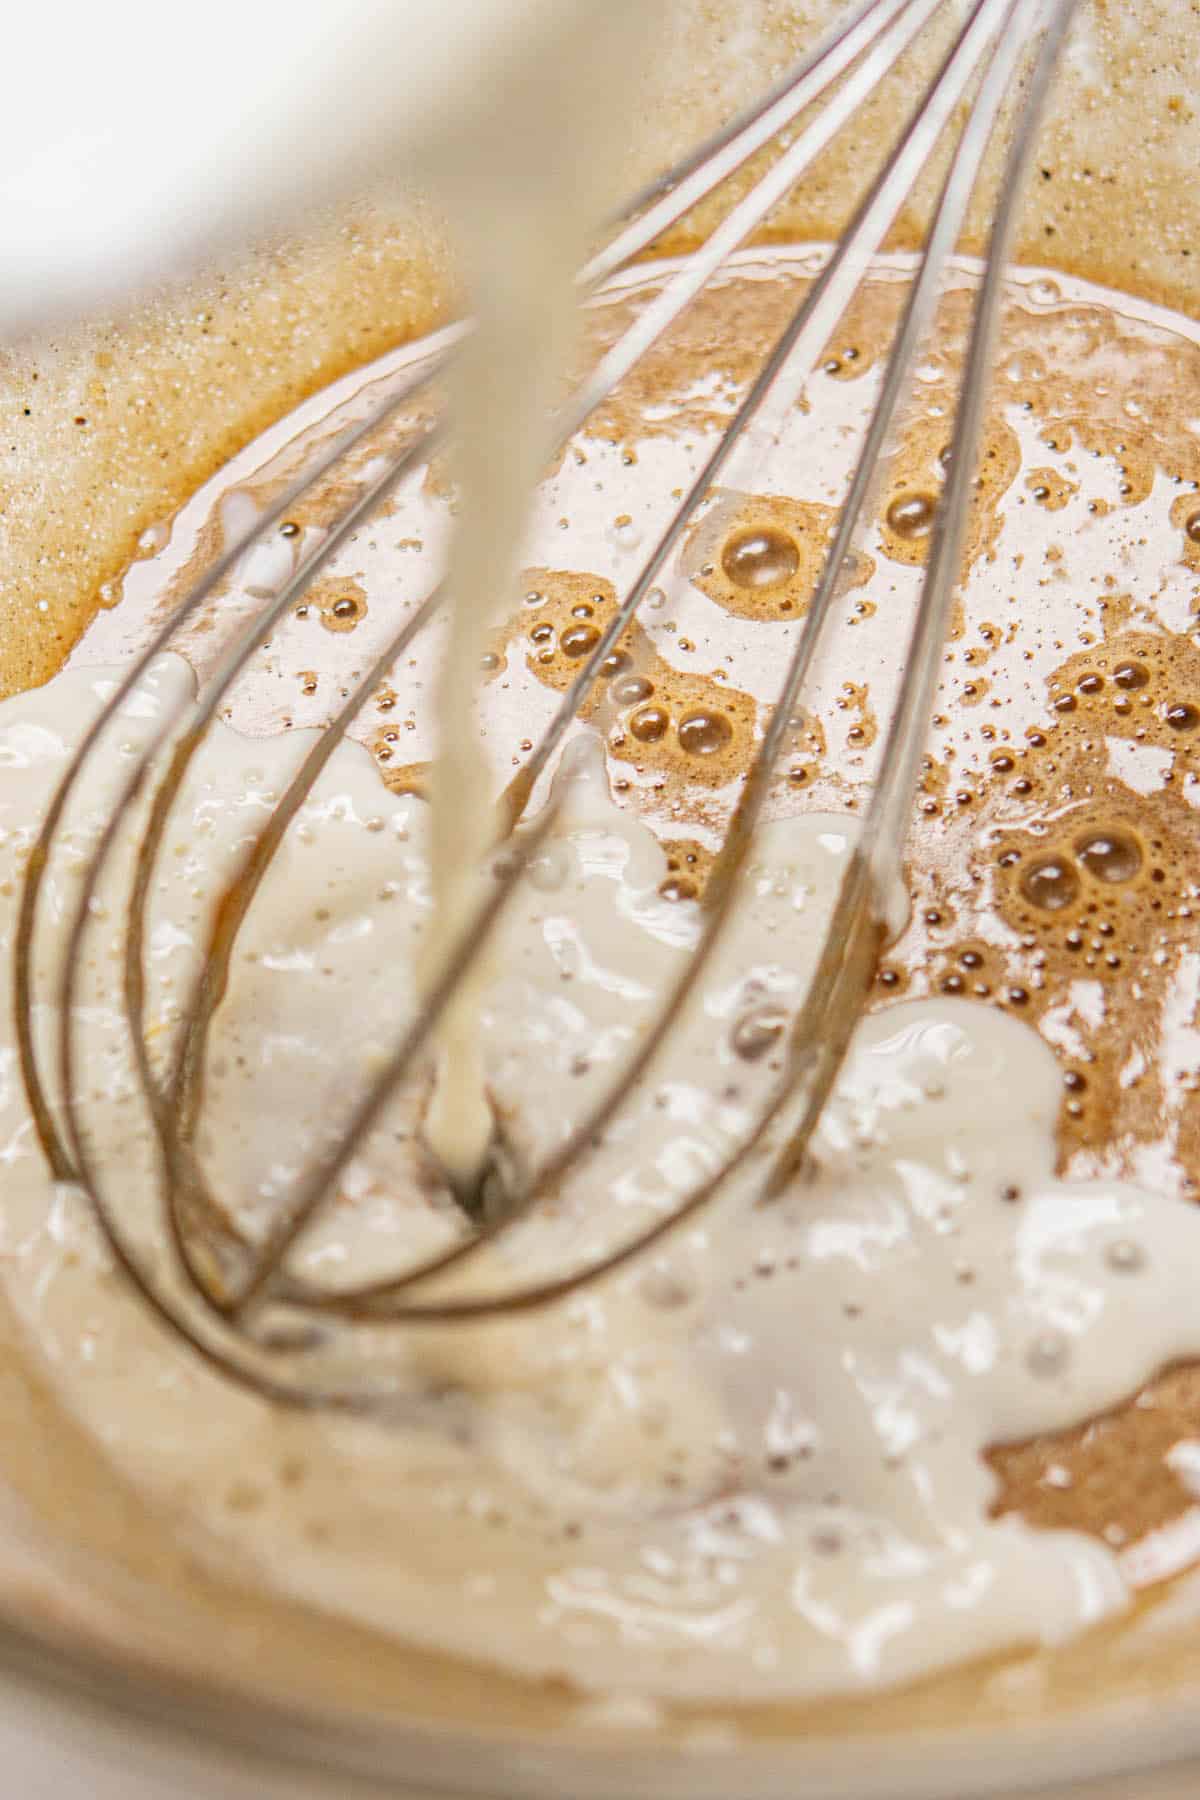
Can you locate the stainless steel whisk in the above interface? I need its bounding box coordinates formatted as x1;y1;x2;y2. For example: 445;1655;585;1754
16;0;1078;1408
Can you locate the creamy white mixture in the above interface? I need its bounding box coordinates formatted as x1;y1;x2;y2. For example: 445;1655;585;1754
5;0;1198;1721
417;0;643;1188
3;653;1199;1703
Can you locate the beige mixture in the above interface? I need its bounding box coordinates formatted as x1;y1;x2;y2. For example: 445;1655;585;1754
2;0;1200;1756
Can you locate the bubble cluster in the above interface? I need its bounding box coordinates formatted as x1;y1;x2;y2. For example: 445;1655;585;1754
1025;465;1078;511
894;611;1200;1193
512;567;755;791
308;577;368;635
686;493;873;624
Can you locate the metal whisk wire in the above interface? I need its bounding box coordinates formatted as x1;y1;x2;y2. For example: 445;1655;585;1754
18;0;1078;1406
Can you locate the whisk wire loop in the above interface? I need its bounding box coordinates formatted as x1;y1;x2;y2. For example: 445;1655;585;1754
18;0;1078;1402
266;0;1076;1328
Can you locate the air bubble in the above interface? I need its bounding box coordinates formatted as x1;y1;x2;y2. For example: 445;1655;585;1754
561;624;601;659
721;525;800;590
612;674;654;707
609;514;642;552
678;711;732;755
1075;828;1141;883
527;844;570;893
886;492;936;539
1019;854;1079;911
630;705;670;743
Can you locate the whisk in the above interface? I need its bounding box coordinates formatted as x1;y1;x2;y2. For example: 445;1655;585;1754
16;0;1078;1408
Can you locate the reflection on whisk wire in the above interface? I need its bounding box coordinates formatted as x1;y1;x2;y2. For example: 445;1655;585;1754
16;0;1078;1407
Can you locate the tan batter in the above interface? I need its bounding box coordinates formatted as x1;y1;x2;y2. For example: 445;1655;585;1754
2;0;1200;1763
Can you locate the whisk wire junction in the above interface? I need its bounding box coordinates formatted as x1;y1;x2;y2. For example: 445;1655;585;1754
18;0;1078;1404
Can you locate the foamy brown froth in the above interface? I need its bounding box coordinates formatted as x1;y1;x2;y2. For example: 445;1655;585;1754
2;0;1197;715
